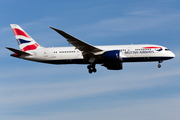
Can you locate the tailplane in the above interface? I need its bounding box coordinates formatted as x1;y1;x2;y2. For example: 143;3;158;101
10;24;42;51
6;47;31;57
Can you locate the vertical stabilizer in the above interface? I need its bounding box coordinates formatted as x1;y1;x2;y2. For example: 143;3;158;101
10;24;42;51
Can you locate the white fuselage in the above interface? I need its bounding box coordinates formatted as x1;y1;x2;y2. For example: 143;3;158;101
21;44;175;64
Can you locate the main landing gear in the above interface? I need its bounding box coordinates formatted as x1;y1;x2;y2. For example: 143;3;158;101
158;60;163;68
87;64;97;74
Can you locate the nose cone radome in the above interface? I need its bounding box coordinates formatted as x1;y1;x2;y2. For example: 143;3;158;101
171;52;175;58
168;51;175;59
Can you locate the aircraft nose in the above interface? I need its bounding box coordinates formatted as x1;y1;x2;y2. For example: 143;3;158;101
170;52;175;58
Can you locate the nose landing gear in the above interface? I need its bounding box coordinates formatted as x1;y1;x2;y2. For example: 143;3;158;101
87;64;97;74
158;63;161;68
158;60;163;68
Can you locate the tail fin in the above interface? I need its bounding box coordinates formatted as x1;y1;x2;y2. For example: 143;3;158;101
10;24;42;51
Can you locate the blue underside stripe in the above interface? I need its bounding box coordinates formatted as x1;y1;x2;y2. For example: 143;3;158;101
37;57;173;64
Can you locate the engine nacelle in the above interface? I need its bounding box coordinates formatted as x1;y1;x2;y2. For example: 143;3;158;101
103;50;121;62
102;63;123;70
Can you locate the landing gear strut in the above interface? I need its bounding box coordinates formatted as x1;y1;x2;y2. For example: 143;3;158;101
158;60;163;68
87;64;97;74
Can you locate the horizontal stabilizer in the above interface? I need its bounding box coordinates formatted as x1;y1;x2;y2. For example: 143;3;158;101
6;47;31;56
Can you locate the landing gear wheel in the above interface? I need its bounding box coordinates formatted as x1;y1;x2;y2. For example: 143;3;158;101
87;65;91;69
158;64;161;68
89;69;93;74
93;68;97;73
158;60;163;68
87;64;97;74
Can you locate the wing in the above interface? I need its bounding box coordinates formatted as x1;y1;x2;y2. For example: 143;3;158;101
49;27;103;53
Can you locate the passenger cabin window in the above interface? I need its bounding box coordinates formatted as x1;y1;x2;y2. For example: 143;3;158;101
58;51;76;53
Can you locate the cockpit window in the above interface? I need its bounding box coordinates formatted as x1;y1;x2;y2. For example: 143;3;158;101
165;49;170;51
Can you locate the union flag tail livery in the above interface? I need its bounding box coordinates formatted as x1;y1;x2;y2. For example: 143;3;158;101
7;24;175;74
10;24;42;51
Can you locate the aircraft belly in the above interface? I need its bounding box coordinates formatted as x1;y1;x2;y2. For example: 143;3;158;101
122;56;173;62
37;59;87;64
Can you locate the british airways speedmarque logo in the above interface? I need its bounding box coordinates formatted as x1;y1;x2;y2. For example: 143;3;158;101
143;47;163;51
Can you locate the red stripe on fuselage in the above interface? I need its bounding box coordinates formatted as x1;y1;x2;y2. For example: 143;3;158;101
12;28;31;38
143;47;162;49
21;43;39;51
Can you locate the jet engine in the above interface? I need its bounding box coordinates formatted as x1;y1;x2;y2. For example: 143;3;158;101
103;50;121;62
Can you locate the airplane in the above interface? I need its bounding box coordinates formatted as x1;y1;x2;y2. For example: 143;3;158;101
6;24;175;74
